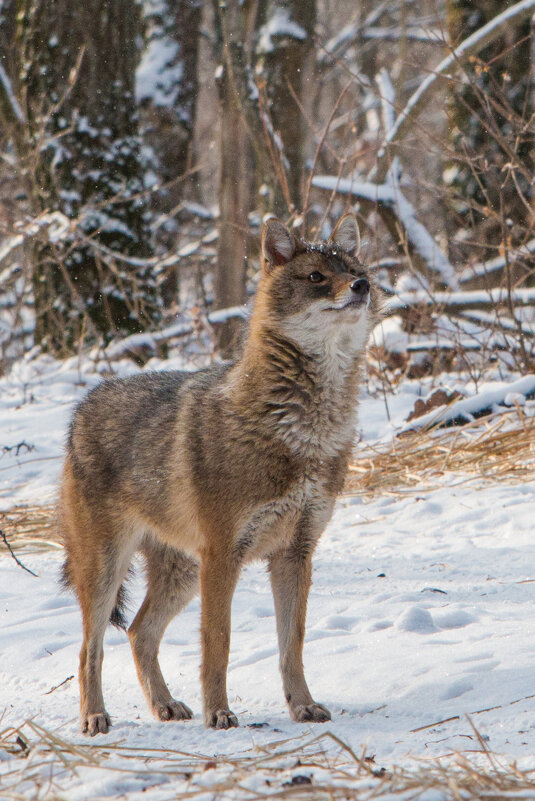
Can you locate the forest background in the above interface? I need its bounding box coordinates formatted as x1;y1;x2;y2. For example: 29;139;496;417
1;0;535;375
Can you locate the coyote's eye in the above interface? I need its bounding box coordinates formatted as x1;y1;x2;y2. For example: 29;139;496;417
308;271;324;283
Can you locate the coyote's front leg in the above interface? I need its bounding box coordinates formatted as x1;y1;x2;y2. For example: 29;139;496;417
269;547;331;723
200;547;241;728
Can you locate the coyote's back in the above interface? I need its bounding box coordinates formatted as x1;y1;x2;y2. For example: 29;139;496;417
60;214;381;734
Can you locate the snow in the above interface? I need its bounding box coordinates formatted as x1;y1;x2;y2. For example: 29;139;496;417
136;36;183;108
3;354;535;797
257;8;307;54
371;315;410;353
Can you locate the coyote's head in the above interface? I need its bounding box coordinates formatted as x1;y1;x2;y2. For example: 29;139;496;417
257;214;382;356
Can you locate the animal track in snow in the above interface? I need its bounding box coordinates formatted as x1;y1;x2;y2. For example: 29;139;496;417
318;615;359;631
440;679;474;700
368;620;393;631
433;610;476;629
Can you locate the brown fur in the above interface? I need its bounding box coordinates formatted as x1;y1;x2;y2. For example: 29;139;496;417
59;215;382;733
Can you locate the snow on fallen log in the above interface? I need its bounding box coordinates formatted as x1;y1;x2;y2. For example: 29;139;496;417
312;169;458;289
459;309;535;336
401;375;535;432
388;286;535;311
459;239;535;284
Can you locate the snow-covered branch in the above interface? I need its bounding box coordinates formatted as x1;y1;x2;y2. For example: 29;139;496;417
376;69;396;135
459;239;535;284
0;63;25;126
362;26;444;44
312;167;458;288
102;305;248;360
389;286;535;311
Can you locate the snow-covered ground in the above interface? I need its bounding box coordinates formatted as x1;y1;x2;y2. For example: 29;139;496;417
2;353;535;798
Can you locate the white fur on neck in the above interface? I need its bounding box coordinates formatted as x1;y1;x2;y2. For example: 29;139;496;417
281;303;369;377
275;304;369;457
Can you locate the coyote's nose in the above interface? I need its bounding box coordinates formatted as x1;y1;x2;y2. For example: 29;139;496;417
350;277;370;298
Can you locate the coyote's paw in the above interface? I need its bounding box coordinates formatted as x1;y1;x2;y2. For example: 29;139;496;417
207;709;239;729
290;702;331;723
82;712;111;736
155;701;193;722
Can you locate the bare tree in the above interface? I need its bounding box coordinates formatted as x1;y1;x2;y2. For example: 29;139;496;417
212;1;257;357
255;0;316;216
445;0;534;252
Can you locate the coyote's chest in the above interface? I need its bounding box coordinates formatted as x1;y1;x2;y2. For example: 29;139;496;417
232;474;335;562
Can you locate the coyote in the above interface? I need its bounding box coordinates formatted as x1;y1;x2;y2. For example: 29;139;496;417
60;214;381;734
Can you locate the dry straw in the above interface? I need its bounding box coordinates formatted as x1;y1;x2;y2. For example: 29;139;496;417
0;504;59;553
346;406;535;497
1;718;535;800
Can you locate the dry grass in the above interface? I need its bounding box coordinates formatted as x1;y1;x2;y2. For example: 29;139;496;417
1;718;534;801
346;408;535;497
0;504;60;554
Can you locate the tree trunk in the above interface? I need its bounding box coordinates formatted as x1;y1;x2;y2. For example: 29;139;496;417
255;0;316;216
16;0;160;355
137;0;202;309
213;1;256;357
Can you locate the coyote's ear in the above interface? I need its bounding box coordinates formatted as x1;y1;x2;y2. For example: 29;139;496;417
262;218;296;269
329;213;361;257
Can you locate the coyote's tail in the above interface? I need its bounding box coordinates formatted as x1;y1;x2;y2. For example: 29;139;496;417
59;556;130;630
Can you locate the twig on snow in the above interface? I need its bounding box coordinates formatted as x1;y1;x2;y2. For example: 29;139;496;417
0;529;39;576
44;676;75;695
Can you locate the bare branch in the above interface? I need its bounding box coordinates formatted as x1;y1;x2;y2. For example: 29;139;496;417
0;530;38;577
373;0;535;181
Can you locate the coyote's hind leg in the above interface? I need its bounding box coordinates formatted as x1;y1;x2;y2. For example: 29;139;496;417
128;539;199;722
61;460;141;736
71;533;139;735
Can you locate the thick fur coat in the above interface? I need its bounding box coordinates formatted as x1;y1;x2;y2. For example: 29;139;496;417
60;214;382;733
